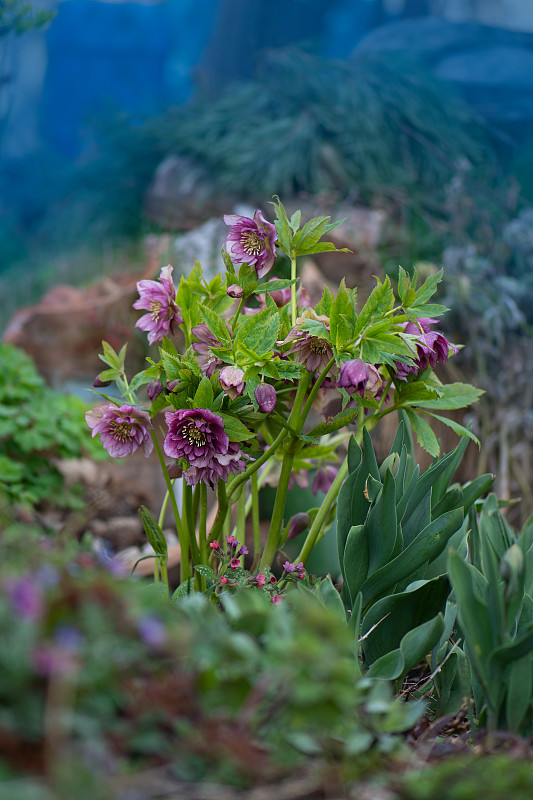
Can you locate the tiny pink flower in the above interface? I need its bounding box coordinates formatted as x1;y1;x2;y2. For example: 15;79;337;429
226;535;238;548
86;404;154;459
230;557;241;570
220;576;229;585
133;264;183;345
255;573;266;588
272;595;282;605
224;210;278;279
209;540;221;551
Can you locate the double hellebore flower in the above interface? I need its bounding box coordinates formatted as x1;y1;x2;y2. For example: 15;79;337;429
224;211;277;279
337;359;382;397
312;464;338;495
163;408;246;487
86;404;154;459
133;265;183;345
284;313;335;374
219;365;245;400
394;318;458;380
192;323;225;378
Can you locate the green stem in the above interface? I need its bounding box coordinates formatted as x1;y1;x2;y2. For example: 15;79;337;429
294;455;349;566
251;470;260;564
232;296;246;330
160;559;169;592
299;357;336;424
290;253;297;327
183;481;200;566
237;488;246;550
227;427;287;501
151;431;191;583
259;374;311;570
208;480;229;545
198;483;208;591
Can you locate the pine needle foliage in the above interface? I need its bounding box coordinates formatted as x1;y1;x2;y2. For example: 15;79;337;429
168;48;494;200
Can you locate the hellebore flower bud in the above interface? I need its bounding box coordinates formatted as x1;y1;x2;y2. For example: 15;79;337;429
146;380;163;401
227;284;244;299
93;373;112;388
255;383;277;413
219;366;245;400
287;512;310;540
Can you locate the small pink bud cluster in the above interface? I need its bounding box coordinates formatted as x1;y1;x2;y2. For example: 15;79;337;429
282;561;307;581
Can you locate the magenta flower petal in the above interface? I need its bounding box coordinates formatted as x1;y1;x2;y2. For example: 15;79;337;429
133;264;183;345
86;404;154;459
224;210;277;279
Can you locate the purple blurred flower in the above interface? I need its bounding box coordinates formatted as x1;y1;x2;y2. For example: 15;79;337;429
312;464;338;495
219;365;245;400
6;576;44;622
224;211;277;279
283;561;296;574
337;360;382;397
138;616;166;648
191;324;225;377
255;383;277;413
133;265;183;345
86;404;154;459
226;535;238;548
287;513;310;540
239;545;249;556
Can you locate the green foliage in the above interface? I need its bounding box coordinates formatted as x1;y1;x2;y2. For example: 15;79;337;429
0;343;105;510
168;49;492;201
448;503;533;734
0;542;422;791
337;421;493;681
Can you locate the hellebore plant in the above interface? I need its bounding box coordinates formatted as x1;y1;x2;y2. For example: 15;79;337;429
87;198;482;594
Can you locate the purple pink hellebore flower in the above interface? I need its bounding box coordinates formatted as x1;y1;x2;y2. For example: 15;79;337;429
394;318;457;380
219;365;245;400
133;265;183;345
224;211;278;279
337;359;382;397
163;408;246;487
191;323;225;378
255;383;277;413
86;404;154;459
312;464;338;495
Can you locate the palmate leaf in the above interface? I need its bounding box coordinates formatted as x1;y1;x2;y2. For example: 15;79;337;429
413;382;484;410
353;278;394;338
420;411;481;449
405;409;440;457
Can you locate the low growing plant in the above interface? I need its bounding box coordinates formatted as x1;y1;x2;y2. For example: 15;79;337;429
0;343;105;511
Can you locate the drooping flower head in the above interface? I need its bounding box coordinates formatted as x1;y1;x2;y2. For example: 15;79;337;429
394;318;458;380
191;323;225;377
133;265;183;345
284;312;336;375
219;365;245;400
312;464;338;495
224;211;277;279
86;404;154;459
164;408;228;466
163;408;246;487
337;359;382;397
255;383;277;413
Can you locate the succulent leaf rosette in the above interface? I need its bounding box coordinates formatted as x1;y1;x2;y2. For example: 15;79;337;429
86;199;481;591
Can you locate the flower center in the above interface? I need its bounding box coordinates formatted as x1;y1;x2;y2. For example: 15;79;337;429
309;339;329;354
183;424;207;447
150;299;162;321
240;231;263;256
109;419;133;442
